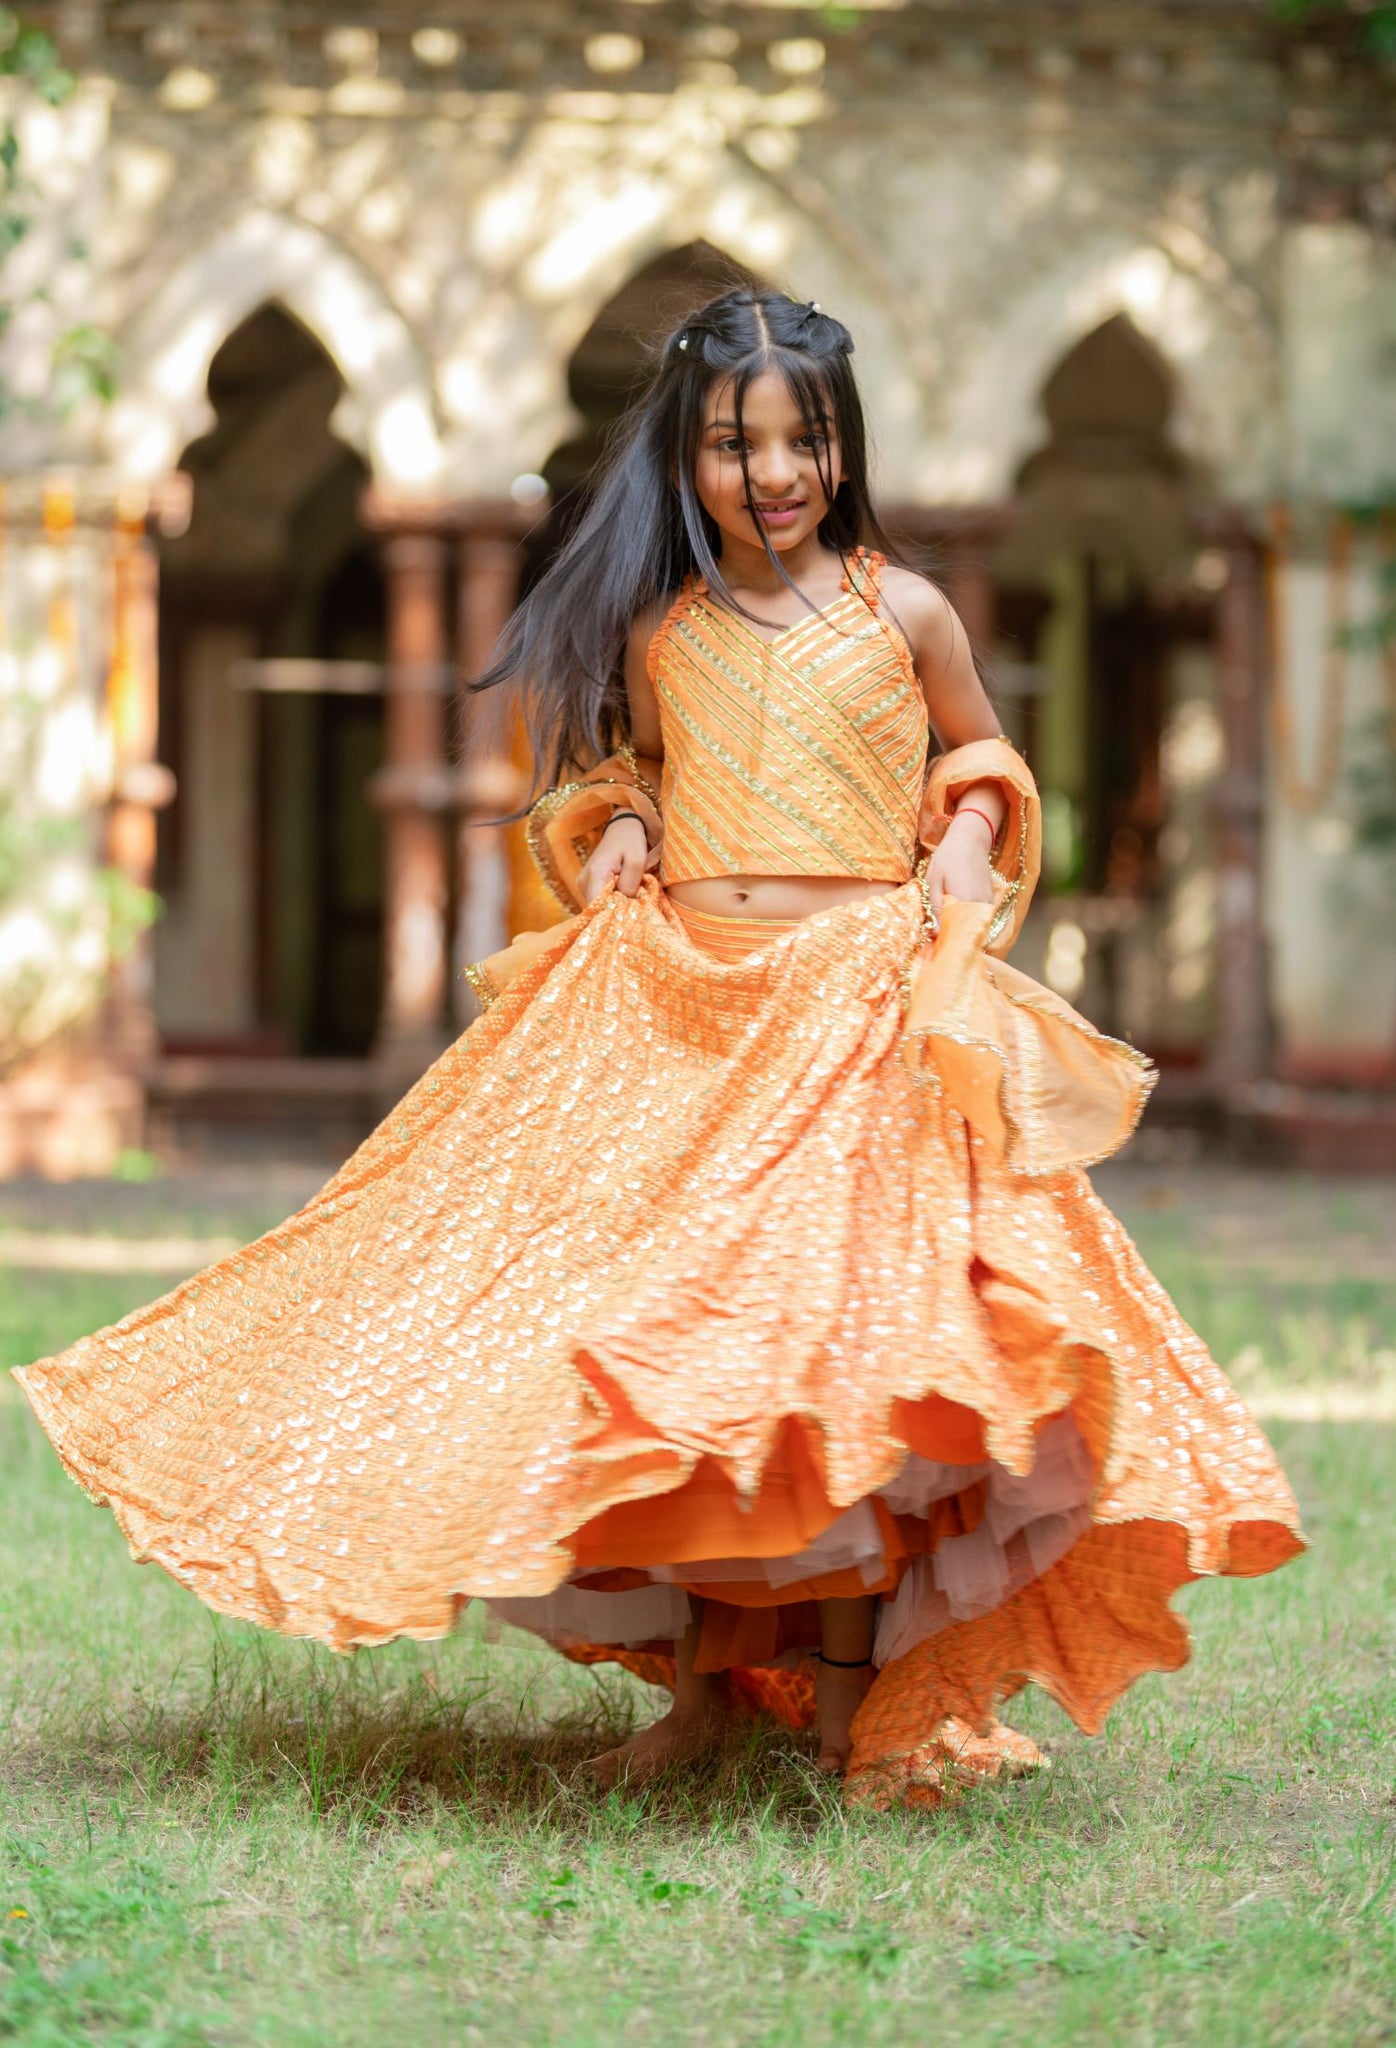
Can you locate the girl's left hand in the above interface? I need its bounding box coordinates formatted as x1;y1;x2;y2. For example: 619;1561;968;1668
925;812;997;916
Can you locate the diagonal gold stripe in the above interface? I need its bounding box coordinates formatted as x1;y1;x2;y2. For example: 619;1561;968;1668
657;679;867;870
672;617;916;857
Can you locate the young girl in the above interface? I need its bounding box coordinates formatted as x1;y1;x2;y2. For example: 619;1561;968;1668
14;290;1301;1807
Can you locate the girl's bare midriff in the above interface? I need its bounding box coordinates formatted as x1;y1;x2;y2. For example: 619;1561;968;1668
666;873;900;920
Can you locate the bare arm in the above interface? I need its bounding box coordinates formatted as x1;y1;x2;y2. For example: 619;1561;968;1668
882;566;1006;908
881;565;1002;752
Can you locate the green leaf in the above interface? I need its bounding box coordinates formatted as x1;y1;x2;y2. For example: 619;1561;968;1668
524;1868;582;1921
960;1934;1047;1989
633;1870;704;1905
38;64;75;106
0;211;32;258
50;322;122;408
12;26;57;77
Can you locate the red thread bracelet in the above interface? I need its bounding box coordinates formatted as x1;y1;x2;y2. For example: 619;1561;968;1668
953;804;999;840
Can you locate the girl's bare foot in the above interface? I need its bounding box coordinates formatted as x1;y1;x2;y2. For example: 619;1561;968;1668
814;1657;875;1775
586;1693;732;1789
586;1603;732;1789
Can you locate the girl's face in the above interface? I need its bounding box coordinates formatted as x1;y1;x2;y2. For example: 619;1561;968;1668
693;368;843;557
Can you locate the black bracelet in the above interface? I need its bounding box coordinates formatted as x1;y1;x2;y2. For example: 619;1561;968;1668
605;809;648;833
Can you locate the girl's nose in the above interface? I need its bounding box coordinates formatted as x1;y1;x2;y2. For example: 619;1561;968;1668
749;449;799;496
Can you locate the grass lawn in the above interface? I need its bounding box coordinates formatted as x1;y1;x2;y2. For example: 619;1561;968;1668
1;1163;1393;2047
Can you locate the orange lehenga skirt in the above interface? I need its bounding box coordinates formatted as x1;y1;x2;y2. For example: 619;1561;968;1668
14;879;1303;1808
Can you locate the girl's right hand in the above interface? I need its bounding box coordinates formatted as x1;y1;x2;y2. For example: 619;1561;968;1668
578;815;650;904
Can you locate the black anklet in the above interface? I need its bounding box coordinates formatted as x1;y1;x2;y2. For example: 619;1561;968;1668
816;1652;874;1669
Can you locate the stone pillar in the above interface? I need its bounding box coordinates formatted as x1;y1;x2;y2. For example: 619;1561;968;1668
0;475;182;1176
453;502;534;1024
102;504;172;1067
364;496;453;1077
1208;527;1270;1094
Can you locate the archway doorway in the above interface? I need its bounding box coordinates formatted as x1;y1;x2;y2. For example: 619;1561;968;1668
540;239;764;523
992;314;1223;1066
519;239;764;613
155;303;386;1067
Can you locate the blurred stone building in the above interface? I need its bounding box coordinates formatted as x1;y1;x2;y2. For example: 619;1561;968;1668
1;0;1394;1170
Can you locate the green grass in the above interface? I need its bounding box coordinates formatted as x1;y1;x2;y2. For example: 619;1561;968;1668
1;1169;1394;2046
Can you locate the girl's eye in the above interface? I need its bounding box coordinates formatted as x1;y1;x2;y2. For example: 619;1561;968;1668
716;438;747;454
799;432;829;450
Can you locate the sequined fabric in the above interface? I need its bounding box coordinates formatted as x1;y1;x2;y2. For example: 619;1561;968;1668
651;548;928;885
14;878;1302;1807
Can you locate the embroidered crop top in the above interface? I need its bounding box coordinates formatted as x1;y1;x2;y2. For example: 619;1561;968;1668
646;548;929;886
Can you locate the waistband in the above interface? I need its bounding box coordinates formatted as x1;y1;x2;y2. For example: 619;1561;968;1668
665;897;803;964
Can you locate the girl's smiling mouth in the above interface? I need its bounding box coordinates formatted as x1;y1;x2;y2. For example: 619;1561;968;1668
750;498;806;526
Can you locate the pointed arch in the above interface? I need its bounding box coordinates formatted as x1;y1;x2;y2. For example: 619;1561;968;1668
103;209;444;489
925;231;1280;505
449;149;924;492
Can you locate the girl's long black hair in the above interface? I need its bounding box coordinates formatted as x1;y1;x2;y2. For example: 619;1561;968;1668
473;287;908;791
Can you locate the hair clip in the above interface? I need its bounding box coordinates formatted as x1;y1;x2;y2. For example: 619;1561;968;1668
677;332;690;351
809;300;822;314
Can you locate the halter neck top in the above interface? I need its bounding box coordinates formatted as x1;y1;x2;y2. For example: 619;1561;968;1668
647;548;929;886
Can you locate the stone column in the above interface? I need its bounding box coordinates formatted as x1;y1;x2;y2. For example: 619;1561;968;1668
1208;525;1270;1094
0;475;183;1175
363;495;453;1078
102;501;173;1066
453;502;534;1024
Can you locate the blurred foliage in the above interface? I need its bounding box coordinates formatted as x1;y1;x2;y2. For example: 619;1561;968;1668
1273;0;1396;59
0;9;72;103
50;318;119;406
1351;734;1396;860
0;7;119;420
